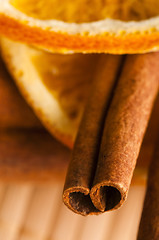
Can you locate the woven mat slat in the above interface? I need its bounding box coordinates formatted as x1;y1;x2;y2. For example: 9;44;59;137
0;184;33;240
0;183;146;240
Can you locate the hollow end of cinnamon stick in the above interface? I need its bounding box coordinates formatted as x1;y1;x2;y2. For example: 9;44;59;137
90;182;126;212
63;179;127;215
63;187;99;216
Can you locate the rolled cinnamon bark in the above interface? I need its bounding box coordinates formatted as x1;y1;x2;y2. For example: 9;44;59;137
64;53;159;216
91;53;159;212
137;131;159;240
63;55;123;215
132;95;159;186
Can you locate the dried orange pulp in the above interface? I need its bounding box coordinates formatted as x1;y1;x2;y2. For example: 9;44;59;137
1;0;159;53
1;38;100;148
10;0;159;22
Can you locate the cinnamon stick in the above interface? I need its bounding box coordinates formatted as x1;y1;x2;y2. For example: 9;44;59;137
137;131;159;240
132;95;159;186
63;55;123;215
91;53;159;212
63;53;159;216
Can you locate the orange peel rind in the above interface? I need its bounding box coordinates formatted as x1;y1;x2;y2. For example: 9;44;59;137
1;1;159;53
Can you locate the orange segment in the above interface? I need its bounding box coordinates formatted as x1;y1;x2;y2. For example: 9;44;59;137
32;53;98;121
0;37;99;148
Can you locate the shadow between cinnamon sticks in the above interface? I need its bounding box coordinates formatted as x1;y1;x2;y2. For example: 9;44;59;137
63;53;159;216
137;129;159;240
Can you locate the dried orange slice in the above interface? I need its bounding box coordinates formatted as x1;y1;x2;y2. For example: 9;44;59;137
1;0;159;53
0;37;99;148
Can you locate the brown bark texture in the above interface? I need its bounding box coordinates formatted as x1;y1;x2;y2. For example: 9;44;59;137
137;133;159;240
63;53;159;215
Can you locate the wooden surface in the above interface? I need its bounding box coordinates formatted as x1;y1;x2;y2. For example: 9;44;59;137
0;182;146;240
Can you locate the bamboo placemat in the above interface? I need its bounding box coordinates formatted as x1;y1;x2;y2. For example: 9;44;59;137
0;182;145;240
